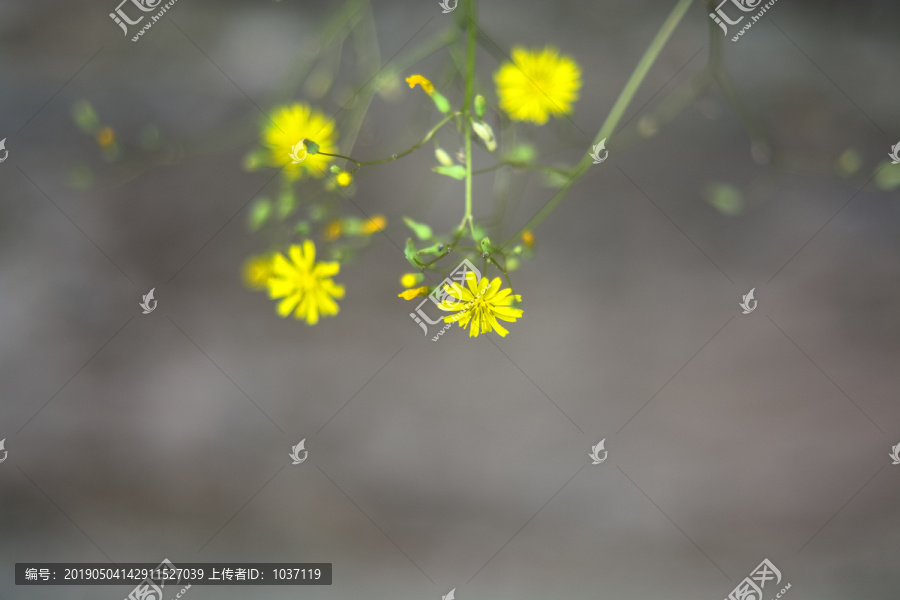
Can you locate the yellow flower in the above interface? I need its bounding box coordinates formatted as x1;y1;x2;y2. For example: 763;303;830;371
96;127;115;147
494;46;582;125
336;171;352;187
267;240;345;324
362;215;387;234
439;273;523;337
398;286;429;300
400;273;421;288
242;254;274;290
522;230;535;248
263;104;337;180
324;220;342;241
405;74;435;95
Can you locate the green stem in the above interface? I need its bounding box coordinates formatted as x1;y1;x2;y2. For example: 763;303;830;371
500;0;694;250
459;0;478;237
318;112;459;170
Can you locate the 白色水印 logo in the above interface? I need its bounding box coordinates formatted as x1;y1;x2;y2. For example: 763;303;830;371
110;0;181;42
709;0;782;42
408;259;491;342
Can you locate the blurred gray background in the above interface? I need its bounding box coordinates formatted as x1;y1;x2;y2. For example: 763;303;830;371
1;0;899;598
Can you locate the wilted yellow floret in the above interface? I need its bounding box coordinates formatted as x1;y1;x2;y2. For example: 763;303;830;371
324;220;342;241
522;230;535;248
96;127;115;147
494;47;582;125
405;75;435;95
362;215;387;234
399;286;429;300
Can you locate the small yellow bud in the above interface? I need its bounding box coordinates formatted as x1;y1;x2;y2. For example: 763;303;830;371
362;215;387;234
522;230;534;248
96;126;115;148
324;220;342;241
336;172;352;187
400;273;421;288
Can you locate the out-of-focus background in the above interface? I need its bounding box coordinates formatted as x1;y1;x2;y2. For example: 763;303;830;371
2;0;900;598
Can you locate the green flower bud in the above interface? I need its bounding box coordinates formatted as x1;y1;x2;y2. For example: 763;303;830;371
329;164;341;174
471;120;497;152
474;94;486;117
434;147;454;167
302;139;320;155
431;91;452;114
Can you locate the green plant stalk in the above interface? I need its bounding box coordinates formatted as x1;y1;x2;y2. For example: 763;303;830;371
459;0;478;237
500;0;694;250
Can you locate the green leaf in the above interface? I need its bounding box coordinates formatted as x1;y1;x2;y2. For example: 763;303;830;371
248;198;272;232
72;101;99;134
507;143;536;163
276;188;296;219
403;217;433;240
432;165;466;180
404;238;425;268
876;162;900;191
295;221;310;235
704;183;743;216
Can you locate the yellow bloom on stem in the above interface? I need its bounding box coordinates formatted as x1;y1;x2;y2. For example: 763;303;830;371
405;75;435;95
438;273;523;338
267;240;345;324
242;254;274;290
263;104;337;180
362;215;387;234
336;171;352;187
398;286;429;300
494;46;582;125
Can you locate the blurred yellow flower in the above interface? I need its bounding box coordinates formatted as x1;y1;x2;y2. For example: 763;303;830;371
336;171;352;187
263;104;336;180
267;240;345;324
96;127;115;147
362;215;387;234
324;220;342;241
242;255;274;290
400;273;421;288
405;74;435;95
439;273;523;337
494;47;582;125
399;286;429;300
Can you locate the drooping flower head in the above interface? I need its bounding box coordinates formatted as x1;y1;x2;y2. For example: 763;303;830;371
263;104;337;180
438;272;523;337
494;46;582;125
267;240;345;324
